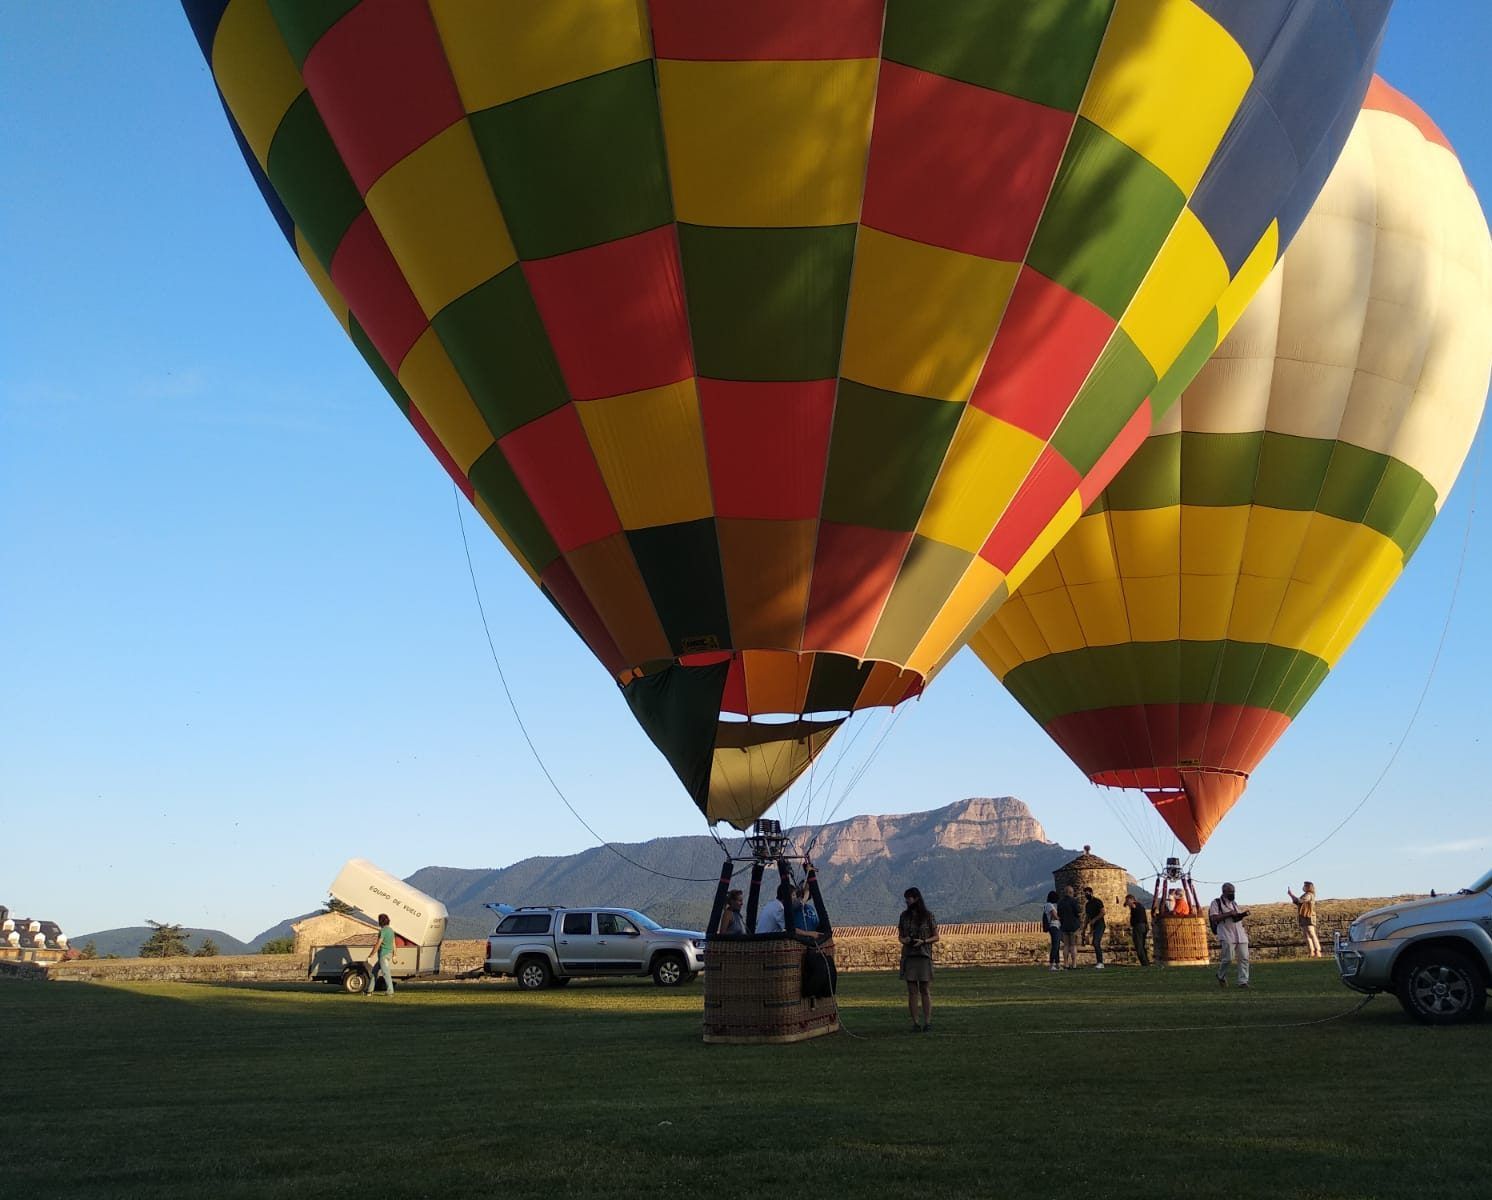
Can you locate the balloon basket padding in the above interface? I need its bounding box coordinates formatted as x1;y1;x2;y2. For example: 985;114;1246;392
1153;914;1212;966
702;935;839;1044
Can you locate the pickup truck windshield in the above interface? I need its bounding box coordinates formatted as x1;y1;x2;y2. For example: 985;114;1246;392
620;910;662;931
1465;866;1492;893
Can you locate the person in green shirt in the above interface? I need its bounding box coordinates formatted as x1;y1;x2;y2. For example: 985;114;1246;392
367;913;395;998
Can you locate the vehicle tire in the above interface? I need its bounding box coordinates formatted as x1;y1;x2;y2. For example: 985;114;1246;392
342;967;370;995
652;952;687;987
515;957;553;991
1395;947;1487;1025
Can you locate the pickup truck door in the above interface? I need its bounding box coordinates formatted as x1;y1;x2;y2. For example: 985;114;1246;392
594;912;646;971
556;911;603;973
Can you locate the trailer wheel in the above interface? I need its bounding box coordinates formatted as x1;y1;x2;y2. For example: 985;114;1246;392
515;957;552;990
342;967;370;995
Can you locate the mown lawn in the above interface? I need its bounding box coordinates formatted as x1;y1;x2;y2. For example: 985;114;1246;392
4;962;1485;1199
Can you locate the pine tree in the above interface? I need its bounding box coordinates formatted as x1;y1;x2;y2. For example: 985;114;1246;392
193;937;220;958
322;896;356;915
138;920;190;958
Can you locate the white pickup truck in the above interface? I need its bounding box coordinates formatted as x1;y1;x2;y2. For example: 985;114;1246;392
484;905;706;989
307;859;449;994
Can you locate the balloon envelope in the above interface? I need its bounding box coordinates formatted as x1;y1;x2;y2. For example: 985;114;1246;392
973;79;1492;852
185;0;1389;827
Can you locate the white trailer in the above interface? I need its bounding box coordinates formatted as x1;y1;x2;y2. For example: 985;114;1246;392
308;859;449;993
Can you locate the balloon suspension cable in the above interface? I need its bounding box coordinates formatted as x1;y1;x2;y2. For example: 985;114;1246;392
453;486;714;884
801;702;907;861
1193;435;1481;886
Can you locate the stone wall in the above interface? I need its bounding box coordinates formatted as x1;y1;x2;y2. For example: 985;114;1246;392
20;899;1406;983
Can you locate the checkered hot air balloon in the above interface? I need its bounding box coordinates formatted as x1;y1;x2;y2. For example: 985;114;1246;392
973;79;1492;853
184;0;1390;828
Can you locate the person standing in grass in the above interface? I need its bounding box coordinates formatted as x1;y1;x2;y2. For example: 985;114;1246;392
1083;887;1107;969
1287;882;1322;958
1125;894;1150;967
1209;884;1251;988
367;913;395;998
1057;885;1082;969
898;887;939;1032
1042;890;1062;972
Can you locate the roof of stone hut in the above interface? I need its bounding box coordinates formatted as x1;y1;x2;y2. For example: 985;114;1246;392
1054;845;1126;873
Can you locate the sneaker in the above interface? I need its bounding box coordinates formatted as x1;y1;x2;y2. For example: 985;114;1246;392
1218;976;1227;988
1095;963;1105;970
1238;983;1250;989
922;1024;933;1033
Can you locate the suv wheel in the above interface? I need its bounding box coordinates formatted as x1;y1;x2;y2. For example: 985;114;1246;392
652;952;687;987
515;958;552;991
1396;947;1487;1025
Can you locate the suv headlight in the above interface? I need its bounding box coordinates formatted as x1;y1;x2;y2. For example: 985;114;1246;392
691;939;705;949
1359;913;1398;941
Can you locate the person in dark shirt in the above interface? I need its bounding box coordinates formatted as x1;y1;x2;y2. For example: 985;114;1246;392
1056;886;1082;969
1125;894;1150;967
1083;887;1107;970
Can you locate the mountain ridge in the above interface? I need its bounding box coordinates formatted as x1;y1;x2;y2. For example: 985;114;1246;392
405;796;1080;935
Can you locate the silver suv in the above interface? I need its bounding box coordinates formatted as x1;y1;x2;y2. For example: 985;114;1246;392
484;906;706;990
1335;865;1492;1024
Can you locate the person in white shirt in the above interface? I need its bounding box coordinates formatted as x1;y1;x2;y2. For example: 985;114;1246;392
1208;883;1251;988
755;882;792;934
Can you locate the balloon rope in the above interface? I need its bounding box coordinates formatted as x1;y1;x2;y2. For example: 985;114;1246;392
1193;434;1482;886
452;486;715;884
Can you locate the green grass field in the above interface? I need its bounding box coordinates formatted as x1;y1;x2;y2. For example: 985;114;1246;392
5;962;1485;1199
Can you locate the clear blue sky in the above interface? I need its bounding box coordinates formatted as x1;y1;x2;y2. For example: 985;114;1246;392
3;3;1489;942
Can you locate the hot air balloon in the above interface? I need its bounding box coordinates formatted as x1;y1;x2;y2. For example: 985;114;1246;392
972;79;1492;854
183;0;1389;831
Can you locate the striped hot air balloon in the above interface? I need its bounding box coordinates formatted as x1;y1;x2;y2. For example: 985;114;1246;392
184;0;1388;829
972;79;1492;853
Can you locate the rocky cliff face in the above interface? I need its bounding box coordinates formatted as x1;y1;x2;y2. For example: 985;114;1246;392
808;797;1049;867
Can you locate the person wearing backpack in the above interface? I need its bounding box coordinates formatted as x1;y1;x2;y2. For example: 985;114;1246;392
1041;891;1061;971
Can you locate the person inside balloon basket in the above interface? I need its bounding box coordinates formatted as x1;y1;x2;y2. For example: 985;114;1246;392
794;880;820;933
898;887;939;1032
1208;884;1251;988
1125;895;1150;967
718;889;746;936
1083;887;1107;969
1165;888;1191;917
1056;886;1082;969
755;882;793;934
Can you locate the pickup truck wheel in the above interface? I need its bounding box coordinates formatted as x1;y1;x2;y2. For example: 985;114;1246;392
515;958;553;991
342;967;370;995
652;952;687;987
1396;947;1486;1025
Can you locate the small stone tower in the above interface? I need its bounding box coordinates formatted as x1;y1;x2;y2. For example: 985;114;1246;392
1053;846;1131;932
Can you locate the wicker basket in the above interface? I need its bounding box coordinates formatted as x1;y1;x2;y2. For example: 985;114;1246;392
1153;914;1211;966
702;935;839;1044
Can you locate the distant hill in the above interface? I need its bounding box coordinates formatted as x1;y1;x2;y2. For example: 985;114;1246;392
71;926;252;958
405;797;1087;936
